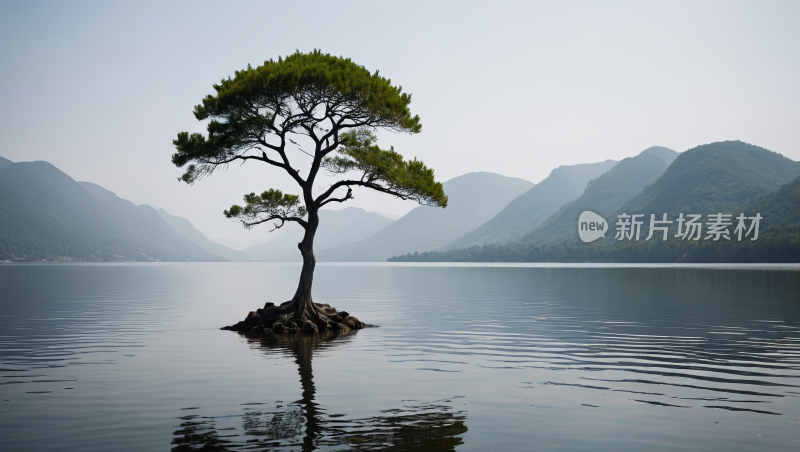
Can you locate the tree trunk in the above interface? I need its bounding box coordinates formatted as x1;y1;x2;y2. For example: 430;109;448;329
287;209;319;319
224;207;367;334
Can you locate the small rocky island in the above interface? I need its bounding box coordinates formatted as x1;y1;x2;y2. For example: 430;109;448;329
222;301;367;335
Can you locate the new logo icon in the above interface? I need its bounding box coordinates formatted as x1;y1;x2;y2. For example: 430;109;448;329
578;211;607;243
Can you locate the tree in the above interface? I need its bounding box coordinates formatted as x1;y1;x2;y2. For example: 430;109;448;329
172;50;447;334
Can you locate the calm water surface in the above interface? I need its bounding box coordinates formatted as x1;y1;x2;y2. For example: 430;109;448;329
1;263;799;451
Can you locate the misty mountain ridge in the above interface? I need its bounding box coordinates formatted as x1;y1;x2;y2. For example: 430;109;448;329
639;146;680;165
0;157;245;262
154;208;251;262
388;141;800;263
77;181;224;261
316;172;535;262
443;160;619;250
6;140;796;264
0;156;12;171
1;160;191;261
522;146;678;246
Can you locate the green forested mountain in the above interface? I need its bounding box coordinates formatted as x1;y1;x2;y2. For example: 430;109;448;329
522;147;677;246
443;160;618;250
388;229;800;263
0;156;12;170
317;172;535;262
618;141;800;216
542;173;800;263
741;175;800;233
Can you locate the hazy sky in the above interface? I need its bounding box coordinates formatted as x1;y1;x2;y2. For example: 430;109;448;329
1;1;798;249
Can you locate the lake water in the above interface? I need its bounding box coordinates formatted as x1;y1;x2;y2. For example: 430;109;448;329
1;262;799;451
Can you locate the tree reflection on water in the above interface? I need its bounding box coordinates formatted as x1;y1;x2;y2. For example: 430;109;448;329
171;331;468;451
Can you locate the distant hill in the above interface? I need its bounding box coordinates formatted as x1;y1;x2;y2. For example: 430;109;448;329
370;211;402;221
155;208;250;261
317;172;535;262
77;182;225;261
243;207;394;261
443;160;618;249
0;159;231;262
618;141;800;216
0;162;123;261
522;147;678;246
1;161;191;261
641;146;680;165
389;142;800;264
525;141;799;248
0;156;12;170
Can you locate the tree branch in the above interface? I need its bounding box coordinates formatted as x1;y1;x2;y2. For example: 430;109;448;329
239;215;308;231
318;187;353;207
315;179;426;207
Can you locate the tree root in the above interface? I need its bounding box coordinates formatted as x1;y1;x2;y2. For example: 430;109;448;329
222;301;368;335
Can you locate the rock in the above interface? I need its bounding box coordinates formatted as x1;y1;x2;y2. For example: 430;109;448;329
224;302;369;335
277;313;294;324
299;320;318;334
344;317;365;329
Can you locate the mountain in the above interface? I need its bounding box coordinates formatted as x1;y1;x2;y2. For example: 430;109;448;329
388;142;800;264
370;211;403;221
154;208;250;261
1;161;186;261
617;141;800;217
0;156;12;170
0;162;120;261
522;146;678;246
0;158;230;261
243;207;394;261
741;175;800;233
317;172;535;262
443;160;618;249
77;182;225;261
641;146;680;165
